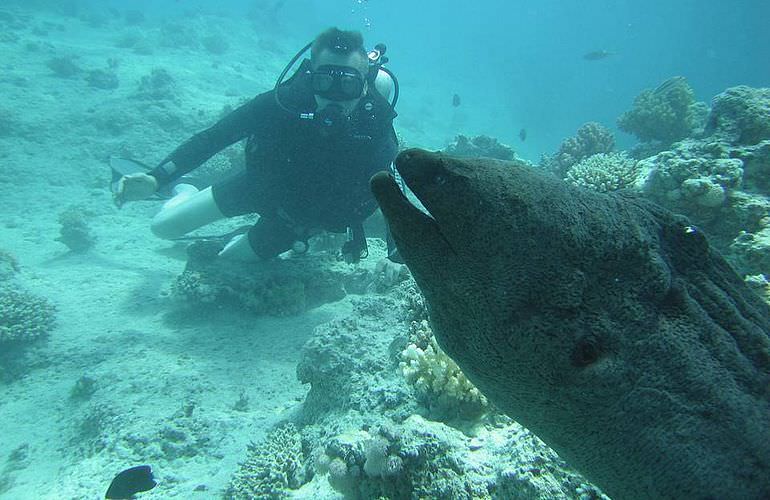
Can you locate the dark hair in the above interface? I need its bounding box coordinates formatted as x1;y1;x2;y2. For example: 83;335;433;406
311;27;367;64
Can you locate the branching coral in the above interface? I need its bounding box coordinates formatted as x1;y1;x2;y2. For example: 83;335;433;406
618;76;704;145
541;122;615;178
226;423;307;499
399;320;488;419
0;287;56;345
565;152;641;193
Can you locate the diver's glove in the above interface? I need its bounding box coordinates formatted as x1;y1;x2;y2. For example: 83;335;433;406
114;173;158;207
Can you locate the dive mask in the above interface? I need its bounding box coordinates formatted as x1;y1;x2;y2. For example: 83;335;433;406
311;65;365;101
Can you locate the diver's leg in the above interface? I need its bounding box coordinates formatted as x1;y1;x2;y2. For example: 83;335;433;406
219;214;297;261
151;186;225;240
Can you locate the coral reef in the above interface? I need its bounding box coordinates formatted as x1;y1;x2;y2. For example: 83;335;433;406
57;206;96;253
171;243;356;316
641;141;743;215
288;281;604;498
541;122;615;178
0;287;56;346
637;86;770;277
0;249;19;281
135;68;177;101
309;415;605;499
617;76;706;145
297;292;415;417
170;238;404;317
70;375;98;401
443;134;516;161
46;56;81;78
705;86;770;145
745;274;770;305
729;229;770;278
564;152;641;193
85;69;119;90
739;140;770;194
159;21;200;49
114;30;153;55
225;424;306;499
399;319;489;420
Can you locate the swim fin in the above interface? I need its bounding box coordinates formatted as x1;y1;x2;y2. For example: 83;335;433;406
171;224;251;242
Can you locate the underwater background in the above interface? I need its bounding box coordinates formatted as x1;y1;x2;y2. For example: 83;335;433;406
1;0;769;498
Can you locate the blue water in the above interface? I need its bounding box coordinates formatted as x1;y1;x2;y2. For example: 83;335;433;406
111;0;770;158
29;0;768;157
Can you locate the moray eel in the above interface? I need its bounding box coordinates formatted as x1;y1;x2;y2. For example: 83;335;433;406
371;148;770;500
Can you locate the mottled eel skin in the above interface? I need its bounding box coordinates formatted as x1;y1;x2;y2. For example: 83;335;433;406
371;149;770;500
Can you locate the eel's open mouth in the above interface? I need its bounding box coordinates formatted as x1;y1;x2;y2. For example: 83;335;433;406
370;170;437;234
371;149;457;261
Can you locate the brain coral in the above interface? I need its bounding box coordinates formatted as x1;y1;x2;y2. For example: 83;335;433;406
705;86;770;146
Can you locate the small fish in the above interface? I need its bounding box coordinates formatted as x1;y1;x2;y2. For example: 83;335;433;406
654;76;686;96
583;50;614;61
452;93;461;107
105;465;157;499
518;128;527;142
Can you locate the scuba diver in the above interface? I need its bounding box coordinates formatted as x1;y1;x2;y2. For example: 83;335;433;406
114;27;401;265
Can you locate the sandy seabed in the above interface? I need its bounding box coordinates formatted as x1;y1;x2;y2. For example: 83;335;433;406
0;4;366;498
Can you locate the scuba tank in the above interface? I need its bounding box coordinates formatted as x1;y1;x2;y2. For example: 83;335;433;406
271;39;400;263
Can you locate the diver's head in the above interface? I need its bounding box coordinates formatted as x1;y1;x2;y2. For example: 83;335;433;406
310;28;369;116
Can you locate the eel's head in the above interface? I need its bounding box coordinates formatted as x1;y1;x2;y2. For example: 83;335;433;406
371;147;602;314
372;148;770;500
371;148;671;404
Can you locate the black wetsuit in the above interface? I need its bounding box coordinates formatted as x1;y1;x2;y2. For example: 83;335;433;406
149;71;398;260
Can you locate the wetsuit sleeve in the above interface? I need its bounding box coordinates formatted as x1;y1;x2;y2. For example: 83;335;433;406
149;92;272;187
